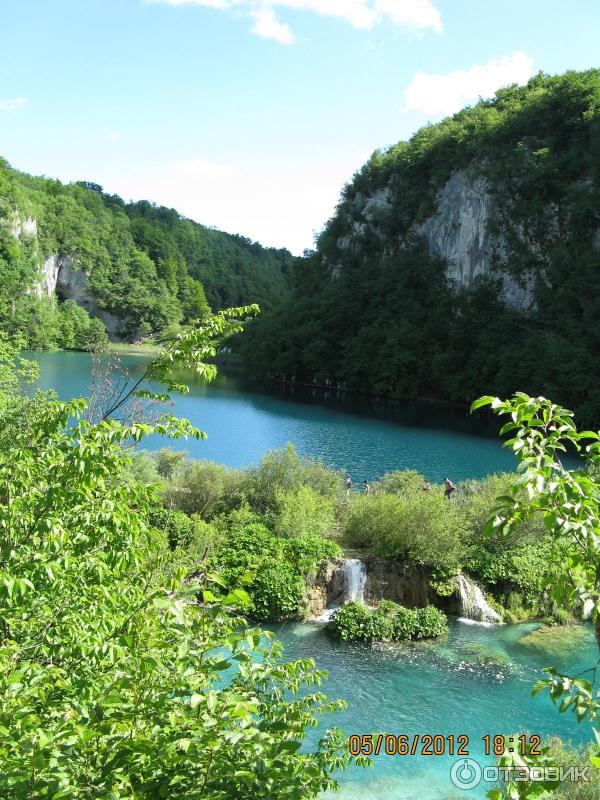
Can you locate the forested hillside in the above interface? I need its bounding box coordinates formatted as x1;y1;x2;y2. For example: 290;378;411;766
241;70;600;426
0;158;293;348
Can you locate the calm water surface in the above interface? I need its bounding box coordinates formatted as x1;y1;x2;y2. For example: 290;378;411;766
31;351;519;482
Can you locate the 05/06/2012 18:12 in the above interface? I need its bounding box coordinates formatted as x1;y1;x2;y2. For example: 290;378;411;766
348;734;542;757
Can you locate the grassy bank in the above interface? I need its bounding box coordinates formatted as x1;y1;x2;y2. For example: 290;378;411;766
108;341;165;357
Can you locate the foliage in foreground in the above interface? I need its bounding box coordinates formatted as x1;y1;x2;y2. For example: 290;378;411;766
487;735;600;800
0;332;358;798
471;392;600;798
328;601;448;643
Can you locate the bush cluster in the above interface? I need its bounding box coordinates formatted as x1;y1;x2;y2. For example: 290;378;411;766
131;446;571;622
328;600;448;643
212;509;341;621
343;471;567;616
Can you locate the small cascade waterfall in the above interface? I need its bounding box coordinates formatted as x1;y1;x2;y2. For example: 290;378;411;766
455;574;501;625
343;558;367;603
315;558;367;622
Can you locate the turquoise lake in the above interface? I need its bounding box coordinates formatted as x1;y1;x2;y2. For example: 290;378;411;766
30;350;520;483
29;351;596;798
272;621;597;800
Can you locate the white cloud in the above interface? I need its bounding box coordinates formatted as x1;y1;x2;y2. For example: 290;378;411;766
250;8;294;44
0;96;27;112
147;0;442;42
403;51;534;117
107;131;121;142
375;0;441;33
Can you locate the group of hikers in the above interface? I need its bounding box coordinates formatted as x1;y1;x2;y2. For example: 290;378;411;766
343;474;457;499
427;476;457;499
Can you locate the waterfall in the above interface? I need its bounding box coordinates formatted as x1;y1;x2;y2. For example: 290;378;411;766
314;558;367;622
343;558;367;603
455;574;501;625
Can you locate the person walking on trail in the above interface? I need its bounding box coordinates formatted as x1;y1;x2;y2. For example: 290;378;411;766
363;480;370;495
444;477;457;500
344;474;353;498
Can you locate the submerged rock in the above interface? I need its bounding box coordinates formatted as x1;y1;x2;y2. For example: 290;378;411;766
518;623;591;657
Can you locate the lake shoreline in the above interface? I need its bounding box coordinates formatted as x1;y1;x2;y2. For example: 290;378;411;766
257;373;471;411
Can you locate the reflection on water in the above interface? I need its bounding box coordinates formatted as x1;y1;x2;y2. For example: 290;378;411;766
30;351;519;481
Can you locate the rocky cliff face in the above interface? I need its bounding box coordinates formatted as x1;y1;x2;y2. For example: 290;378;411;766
12;217;127;338
309;557;449;617
333;168;540;309
363;558;442;608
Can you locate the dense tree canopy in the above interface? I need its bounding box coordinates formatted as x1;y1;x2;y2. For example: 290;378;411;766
241;69;600;426
0;157;294;348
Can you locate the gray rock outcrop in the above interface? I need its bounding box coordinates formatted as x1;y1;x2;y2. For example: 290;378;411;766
10;216;126;339
332;168;545;309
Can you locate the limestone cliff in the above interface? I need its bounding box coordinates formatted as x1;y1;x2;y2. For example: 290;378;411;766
330;167;554;309
242;70;600;423
10;216;128;339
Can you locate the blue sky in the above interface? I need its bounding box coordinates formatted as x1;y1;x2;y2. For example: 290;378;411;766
1;0;599;253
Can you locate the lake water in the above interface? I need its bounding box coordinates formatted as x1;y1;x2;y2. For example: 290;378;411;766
29;351;597;798
30;351;519;482
272;621;597;800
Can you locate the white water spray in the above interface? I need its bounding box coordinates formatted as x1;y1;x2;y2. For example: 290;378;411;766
455;574;501;625
343;558;367;603
315;558;367;622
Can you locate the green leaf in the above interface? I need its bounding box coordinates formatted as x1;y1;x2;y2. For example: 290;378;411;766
470;396;496;412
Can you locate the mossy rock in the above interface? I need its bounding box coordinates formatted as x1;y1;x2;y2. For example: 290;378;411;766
458;642;511;666
518;624;590;657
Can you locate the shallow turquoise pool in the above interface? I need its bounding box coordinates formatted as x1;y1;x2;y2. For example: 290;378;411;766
267;621;598;800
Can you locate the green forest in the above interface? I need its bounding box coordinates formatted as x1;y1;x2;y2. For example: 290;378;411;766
241;70;600;426
3;70;600;428
0;158;294;349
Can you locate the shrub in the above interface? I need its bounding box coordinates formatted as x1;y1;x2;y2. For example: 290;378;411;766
154;447;186;479
283;534;342;575
549;607;571;626
272;485;336;539
390;606;419;639
344;492;467;570
149;507;221;570
251;561;306;621
164;459;246;520
328;600;448;642
372;469;425;495
244;444;341;513
328;602;373;642
412;605;449;639
212;510;340;621
122;450;161;485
